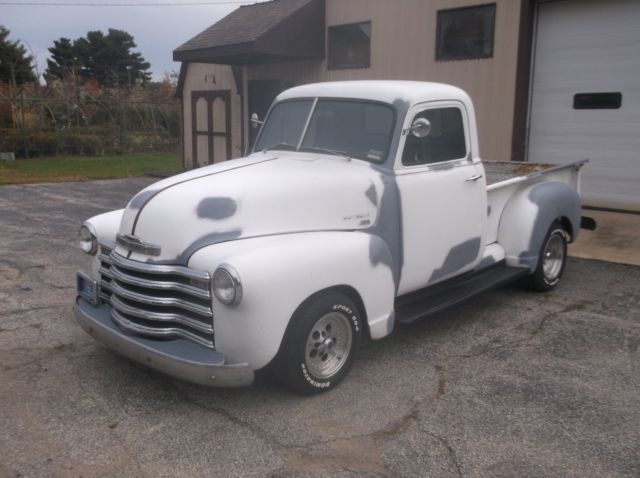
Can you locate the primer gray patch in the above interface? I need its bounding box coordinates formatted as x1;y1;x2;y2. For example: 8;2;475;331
148;229;243;265
365;184;378;206
517;182;581;270
367;170;403;290
197;197;238;220
487;205;492;216
428;237;482;283
127;188;159;210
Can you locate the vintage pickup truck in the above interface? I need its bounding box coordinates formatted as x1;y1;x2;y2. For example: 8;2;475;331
74;81;594;394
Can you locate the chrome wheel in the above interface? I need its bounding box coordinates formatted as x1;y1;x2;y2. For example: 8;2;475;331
305;312;353;379
542;232;565;282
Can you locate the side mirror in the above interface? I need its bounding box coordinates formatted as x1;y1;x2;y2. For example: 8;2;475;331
250;113;263;129
409;117;431;138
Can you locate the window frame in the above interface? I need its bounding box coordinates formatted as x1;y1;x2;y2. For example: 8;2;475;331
253;96;397;164
395;101;472;172
327;21;372;70
435;3;497;62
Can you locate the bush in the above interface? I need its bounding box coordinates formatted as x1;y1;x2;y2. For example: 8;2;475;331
0;127;178;158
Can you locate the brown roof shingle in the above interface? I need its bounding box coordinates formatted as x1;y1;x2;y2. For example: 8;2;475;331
173;0;324;64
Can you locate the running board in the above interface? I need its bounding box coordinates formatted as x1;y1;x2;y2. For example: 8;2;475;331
395;263;530;324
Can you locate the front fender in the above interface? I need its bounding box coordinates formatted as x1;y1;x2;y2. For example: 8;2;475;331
188;231;396;369
497;181;581;270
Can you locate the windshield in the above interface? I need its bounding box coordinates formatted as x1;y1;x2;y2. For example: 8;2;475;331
254;99;395;163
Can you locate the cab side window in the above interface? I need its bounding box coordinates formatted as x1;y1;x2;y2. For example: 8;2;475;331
402;107;467;166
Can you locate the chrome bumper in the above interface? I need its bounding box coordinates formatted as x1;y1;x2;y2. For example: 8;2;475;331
73;297;254;387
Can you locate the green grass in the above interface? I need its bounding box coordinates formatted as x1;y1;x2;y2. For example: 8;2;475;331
0;153;183;185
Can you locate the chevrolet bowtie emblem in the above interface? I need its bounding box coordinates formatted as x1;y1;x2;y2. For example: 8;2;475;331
116;234;161;256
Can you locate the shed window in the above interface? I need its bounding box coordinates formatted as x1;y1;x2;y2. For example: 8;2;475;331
328;22;371;69
436;4;496;61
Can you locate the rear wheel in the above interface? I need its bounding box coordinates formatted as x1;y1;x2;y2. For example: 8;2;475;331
523;220;568;292
274;292;362;394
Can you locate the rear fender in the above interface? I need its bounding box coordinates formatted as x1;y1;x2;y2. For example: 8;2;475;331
188;231;396;369
497;181;581;270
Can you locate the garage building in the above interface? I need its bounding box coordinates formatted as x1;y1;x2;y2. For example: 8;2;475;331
174;0;640;212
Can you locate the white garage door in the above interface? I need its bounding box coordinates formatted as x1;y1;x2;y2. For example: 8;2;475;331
528;0;640;211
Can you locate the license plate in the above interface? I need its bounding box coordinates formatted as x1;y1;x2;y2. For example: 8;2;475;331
77;272;99;305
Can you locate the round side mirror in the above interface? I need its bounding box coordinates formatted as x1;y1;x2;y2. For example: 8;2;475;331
410;117;431;138
250;112;263;129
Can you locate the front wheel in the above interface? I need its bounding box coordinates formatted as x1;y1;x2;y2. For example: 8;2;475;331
274;292;363;394
523;220;568;292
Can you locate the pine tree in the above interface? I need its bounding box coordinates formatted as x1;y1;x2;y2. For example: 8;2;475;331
45;29;151;87
0;26;36;86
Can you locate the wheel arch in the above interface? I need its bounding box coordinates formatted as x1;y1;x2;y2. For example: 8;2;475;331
498;181;581;271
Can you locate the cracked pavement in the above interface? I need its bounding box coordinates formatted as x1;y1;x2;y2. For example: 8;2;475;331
0;178;639;478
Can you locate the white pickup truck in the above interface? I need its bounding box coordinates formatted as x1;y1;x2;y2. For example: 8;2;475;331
74;81;595;394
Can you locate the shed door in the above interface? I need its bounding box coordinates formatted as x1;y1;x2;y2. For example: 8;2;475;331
192;90;231;167
527;0;640;212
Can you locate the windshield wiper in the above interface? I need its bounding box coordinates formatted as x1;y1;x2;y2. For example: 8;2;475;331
262;142;297;153
300;146;351;160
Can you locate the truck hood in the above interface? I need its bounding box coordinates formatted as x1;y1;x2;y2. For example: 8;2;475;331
117;153;383;263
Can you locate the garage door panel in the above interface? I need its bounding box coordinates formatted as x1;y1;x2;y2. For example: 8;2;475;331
528;0;640;211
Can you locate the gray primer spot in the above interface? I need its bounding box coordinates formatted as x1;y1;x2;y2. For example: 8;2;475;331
477;254;498;270
148;229;243;265
428;237;482;283
487;205;492;217
197;197;237;220
517;182;581;270
128;189;159;210
367;170;403;291
383;98;410;167
365;184;378;206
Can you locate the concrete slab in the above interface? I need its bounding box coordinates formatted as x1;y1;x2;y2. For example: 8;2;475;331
570;209;640;266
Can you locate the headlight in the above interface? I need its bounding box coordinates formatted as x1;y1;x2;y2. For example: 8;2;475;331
212;265;242;306
79;223;98;255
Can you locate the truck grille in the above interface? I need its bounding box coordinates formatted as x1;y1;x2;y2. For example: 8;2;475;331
98;242;214;349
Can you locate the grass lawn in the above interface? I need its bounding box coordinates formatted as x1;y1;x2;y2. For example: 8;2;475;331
0;153;182;186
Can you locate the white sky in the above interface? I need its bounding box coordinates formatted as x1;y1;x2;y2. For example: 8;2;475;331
1;0;262;80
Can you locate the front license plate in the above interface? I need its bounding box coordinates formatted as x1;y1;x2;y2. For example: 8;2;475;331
77;272;99;305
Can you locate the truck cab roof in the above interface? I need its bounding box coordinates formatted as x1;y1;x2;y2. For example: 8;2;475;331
276;80;472;108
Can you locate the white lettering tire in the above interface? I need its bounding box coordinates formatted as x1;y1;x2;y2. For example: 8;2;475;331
273;291;363;394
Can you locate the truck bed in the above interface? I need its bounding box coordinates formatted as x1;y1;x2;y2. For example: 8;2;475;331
483;161;559;187
483;159;587;245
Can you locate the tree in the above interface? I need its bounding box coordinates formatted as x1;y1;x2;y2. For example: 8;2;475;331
0;26;36;86
45;29;151;88
44;37;80;83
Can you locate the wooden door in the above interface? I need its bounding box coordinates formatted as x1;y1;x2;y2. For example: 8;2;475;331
191;90;231;166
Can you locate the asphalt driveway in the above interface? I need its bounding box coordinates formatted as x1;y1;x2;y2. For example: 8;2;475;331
0;179;638;477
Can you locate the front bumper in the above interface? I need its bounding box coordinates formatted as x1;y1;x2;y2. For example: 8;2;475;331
73;297;254;387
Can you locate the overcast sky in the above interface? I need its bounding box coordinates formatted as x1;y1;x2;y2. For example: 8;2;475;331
1;0;261;80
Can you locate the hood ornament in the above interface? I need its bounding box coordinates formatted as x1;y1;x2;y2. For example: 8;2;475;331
116;234;161;256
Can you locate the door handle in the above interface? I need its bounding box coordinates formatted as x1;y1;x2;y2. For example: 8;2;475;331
465;174;483;182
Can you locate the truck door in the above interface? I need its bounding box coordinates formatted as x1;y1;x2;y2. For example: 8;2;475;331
395;101;486;295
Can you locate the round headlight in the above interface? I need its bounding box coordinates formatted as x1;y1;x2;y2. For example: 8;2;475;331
212;265;242;306
79;223;98;256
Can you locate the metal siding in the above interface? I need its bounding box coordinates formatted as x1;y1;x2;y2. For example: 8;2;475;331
184;0;521;163
248;0;521;162
528;0;640;211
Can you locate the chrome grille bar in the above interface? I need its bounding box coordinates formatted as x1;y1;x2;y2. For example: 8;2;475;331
109;281;212;318
110;296;213;335
97;243;214;349
112;309;214;349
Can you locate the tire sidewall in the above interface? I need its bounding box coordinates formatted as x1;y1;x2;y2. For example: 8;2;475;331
279;293;363;394
540;226;567;287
